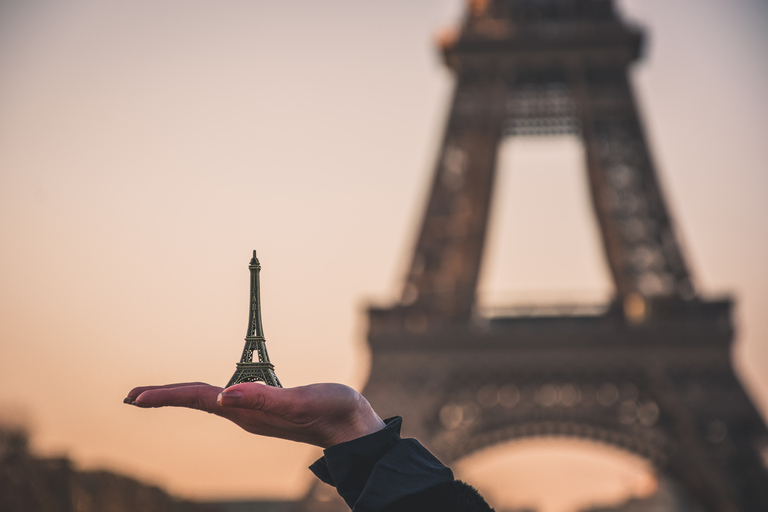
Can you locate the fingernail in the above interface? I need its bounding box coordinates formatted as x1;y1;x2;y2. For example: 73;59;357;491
217;390;242;406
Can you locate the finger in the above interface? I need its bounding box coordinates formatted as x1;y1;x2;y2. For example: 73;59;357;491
124;382;209;403
218;382;302;414
133;384;223;412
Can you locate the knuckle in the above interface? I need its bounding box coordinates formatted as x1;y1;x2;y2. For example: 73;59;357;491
250;388;267;411
191;386;210;412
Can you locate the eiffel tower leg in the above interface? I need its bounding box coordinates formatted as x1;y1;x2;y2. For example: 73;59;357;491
575;68;694;301
572;70;768;509
401;76;506;322
648;366;768;512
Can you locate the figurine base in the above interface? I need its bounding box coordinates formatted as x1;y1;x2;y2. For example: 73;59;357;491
226;362;282;388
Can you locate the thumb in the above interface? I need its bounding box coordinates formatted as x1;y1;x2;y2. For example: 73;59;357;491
217;382;282;411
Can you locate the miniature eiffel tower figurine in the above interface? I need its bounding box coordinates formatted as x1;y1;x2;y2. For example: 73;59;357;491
226;250;282;388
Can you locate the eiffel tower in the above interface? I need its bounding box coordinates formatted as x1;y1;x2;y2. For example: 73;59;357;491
337;1;768;512
296;1;768;511
226;251;282;388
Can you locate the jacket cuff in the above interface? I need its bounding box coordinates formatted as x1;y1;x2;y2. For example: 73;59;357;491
309;416;454;511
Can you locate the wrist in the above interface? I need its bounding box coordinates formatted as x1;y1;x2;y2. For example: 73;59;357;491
324;407;386;448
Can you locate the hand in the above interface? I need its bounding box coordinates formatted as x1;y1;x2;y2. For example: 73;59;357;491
124;382;386;449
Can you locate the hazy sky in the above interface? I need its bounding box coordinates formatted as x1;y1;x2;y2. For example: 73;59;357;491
1;1;766;511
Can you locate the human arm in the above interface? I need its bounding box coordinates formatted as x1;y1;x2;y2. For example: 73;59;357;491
124;382;493;511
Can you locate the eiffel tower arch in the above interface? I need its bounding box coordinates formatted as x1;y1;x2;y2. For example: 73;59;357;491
349;1;768;512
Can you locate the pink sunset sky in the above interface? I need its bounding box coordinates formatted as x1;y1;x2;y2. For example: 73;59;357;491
1;1;766;511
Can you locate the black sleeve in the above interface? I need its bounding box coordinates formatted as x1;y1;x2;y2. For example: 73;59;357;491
309;417;494;512
381;480;494;512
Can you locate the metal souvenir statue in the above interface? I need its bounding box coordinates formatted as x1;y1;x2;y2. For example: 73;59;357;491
226;250;282;388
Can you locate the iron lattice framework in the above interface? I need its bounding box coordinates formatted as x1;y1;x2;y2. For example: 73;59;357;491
226;251;282;388
302;1;768;511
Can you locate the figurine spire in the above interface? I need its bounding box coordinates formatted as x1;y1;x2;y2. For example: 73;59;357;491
226;250;282;388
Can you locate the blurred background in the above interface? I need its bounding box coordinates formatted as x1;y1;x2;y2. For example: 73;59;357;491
1;1;766;511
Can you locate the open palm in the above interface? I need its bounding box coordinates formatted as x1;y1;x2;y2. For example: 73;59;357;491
124;382;385;448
